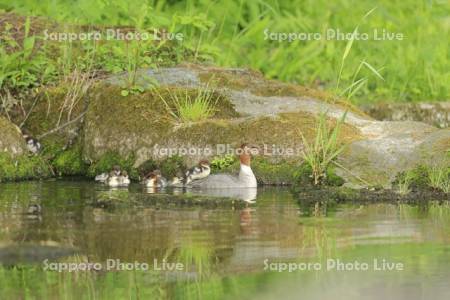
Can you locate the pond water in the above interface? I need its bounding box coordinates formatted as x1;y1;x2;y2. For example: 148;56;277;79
0;180;449;299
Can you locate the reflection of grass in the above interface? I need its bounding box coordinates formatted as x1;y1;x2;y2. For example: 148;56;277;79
178;245;212;275
0;262;169;299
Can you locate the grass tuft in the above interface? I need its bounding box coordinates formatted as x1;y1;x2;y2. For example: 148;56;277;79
157;85;219;123
428;164;450;193
300;111;347;185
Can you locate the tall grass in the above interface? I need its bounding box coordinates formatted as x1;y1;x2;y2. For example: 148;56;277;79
157;85;218;123
300;111;347;185
396;169;414;195
428;165;450;193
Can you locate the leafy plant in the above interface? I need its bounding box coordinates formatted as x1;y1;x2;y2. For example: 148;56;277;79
300;112;347;185
0;18;56;93
210;155;236;172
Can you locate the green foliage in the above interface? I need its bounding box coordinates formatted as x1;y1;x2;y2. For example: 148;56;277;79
325;167;345;187
295;163;344;187
159;155;186;179
0;19;56;93
52;145;87;176
210;154;236;172
300;112;347;185
2;0;447;103
0;153;51;181
157;86;219;123
251;157;301;185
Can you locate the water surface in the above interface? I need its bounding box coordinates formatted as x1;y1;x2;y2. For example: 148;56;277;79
0;180;449;299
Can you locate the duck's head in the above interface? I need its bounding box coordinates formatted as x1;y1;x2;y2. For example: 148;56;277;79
112;165;121;176
144;172;158;186
152;169;163;179
144;169;162;180
198;160;210;168
238;143;258;166
121;170;129;178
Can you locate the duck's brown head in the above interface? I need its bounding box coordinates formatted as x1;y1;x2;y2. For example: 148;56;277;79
239;143;258;166
112;165;121;175
198;160;210;168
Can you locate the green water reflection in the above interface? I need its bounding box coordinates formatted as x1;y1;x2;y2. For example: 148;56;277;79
0;180;449;299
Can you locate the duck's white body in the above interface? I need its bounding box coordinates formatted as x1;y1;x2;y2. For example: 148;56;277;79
107;176;121;187
95;173;109;182
106;175;130;187
189;164;257;188
120;176;131;186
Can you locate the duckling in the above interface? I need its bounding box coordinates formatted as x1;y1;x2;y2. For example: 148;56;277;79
143;172;161;188
23;134;41;154
185;160;210;184
119;170;131;187
169;171;185;187
154;170;186;187
106;171;121;187
27;204;42;215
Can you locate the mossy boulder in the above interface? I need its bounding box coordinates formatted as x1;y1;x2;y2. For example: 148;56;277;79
81;64;449;187
0;117;27;156
337;122;449;188
81;64;365;184
0;117;53;181
0;153;52;181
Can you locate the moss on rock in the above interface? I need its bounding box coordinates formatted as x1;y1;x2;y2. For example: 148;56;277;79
52;144;87;176
0;153;52;181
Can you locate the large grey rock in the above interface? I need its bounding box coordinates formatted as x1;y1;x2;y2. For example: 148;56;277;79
337;122;444;188
362;102;450;128
88;64;449;188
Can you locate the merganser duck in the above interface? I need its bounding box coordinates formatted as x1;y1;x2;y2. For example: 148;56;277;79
23;134;41;154
185;160;211;184
188;144;258;188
